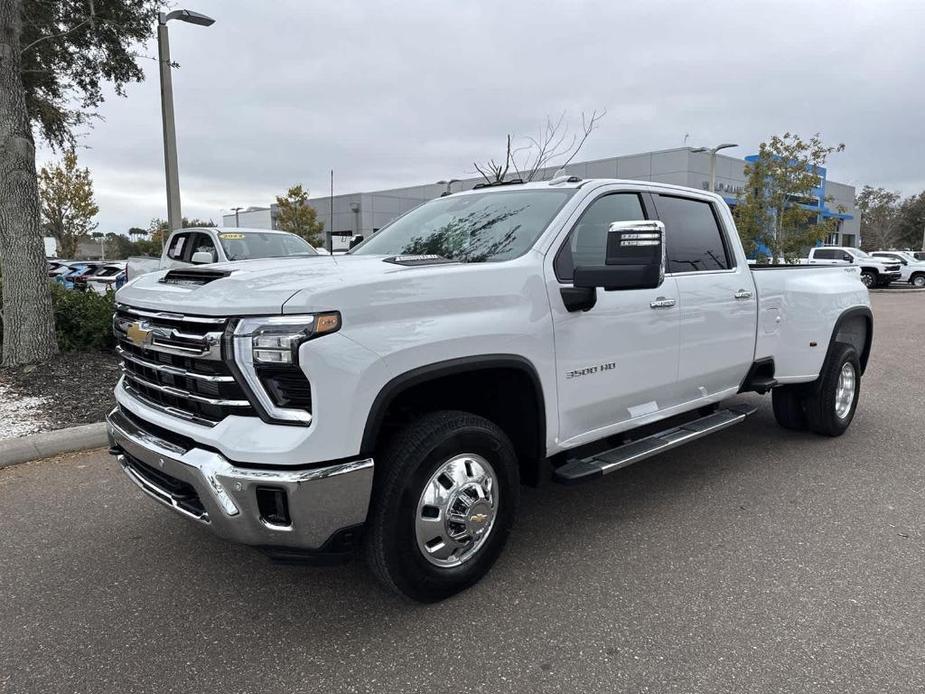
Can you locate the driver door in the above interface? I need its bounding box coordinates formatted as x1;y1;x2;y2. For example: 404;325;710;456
546;190;680;447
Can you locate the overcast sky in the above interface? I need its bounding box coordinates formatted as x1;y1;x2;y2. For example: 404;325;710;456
37;0;925;232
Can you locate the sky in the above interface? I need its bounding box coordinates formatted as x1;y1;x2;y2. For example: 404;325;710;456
37;0;925;232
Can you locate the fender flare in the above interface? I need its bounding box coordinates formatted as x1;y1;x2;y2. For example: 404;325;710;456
359;354;546;457
825;306;873;375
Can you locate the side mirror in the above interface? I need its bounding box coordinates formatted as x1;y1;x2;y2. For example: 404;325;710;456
190;250;214;265
349;235;364;249
574;220;665;291
842;254;853;263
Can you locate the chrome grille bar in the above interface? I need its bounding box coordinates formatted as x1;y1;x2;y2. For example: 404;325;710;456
116;346;234;383
121;368;250;407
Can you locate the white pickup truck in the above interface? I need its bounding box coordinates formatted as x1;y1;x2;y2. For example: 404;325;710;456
107;178;872;601
806;245;902;288
870;251;925;288
125;226;318;282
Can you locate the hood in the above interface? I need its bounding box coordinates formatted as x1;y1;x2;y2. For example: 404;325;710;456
114;255;453;315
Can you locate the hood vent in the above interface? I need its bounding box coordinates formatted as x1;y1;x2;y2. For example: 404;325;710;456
160;268;233;286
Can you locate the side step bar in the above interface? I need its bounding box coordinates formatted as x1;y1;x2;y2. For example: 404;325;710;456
553;404;757;485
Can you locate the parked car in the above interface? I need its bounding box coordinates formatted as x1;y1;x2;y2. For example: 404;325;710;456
107;178;872;602
55;262;102;289
83;262;127;294
125;227;319;283
47;260;77;278
806;246;902;288
870;251;925;288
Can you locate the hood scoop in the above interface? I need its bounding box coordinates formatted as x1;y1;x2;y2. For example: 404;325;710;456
159;267;233;286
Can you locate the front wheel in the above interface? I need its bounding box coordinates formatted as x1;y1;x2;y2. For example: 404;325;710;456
803;342;861;437
364;411;520;602
859;271;876;289
911;273;925;288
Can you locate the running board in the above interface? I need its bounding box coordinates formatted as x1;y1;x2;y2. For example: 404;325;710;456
553;404;757;485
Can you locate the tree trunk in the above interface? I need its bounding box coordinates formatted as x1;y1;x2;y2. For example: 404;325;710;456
0;0;58;366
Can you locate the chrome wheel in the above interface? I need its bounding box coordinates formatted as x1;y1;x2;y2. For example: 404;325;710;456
860;273;875;288
415;454;499;568
913;275;925;288
834;362;856;419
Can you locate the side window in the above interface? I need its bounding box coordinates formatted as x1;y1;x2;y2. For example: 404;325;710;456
555;193;646;281
192;232;217;262
166;233;189;260
814;249;835;260
656;195;731;273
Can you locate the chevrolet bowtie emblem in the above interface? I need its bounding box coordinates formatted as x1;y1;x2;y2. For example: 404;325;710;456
469;513;488;524
126;321;152;348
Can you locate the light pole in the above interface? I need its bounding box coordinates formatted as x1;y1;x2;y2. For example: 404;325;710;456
230;206;243;227
691;143;738;193
157;9;215;232
437;178;459;196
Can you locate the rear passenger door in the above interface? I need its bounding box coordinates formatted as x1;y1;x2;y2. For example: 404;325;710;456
652;193;758;403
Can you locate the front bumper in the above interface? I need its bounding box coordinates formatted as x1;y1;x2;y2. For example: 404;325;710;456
106;407;374;550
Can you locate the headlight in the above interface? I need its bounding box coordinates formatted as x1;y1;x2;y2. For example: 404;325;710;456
235;312;341;365
231;312;340;425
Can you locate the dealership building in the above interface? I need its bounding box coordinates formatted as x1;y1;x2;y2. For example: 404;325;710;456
222;147;860;251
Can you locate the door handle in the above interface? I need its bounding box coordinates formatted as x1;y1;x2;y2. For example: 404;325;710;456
649;297;676;309
734;289;753;300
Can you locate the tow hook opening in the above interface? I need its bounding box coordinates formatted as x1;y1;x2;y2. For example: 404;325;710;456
256;486;291;528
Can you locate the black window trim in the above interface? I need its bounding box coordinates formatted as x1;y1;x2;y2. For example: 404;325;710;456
649;192;737;276
553;190;652;283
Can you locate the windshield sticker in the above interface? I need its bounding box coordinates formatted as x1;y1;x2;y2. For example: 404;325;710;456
219;233;246;240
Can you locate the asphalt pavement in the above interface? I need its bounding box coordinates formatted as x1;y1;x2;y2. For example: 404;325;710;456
1;292;923;694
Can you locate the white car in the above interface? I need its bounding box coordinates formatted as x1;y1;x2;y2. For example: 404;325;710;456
107;178;872;602
871;251;925;288
84;263;126;294
806;246;902;288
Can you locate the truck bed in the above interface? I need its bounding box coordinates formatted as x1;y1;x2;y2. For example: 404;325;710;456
750;264;866;383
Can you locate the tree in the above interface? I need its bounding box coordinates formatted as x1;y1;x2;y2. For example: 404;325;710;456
38;149;99;258
0;0;159;366
474;110;606;185
275;185;324;246
734;133;845;263
855;186;901;251
895;192;925;251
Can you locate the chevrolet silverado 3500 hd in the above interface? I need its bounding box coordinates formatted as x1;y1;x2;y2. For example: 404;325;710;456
107;178;872;601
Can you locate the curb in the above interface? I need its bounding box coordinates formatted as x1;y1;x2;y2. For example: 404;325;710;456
0;422;108;469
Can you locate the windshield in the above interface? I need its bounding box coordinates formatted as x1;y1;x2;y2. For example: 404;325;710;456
217;232;318;261
352;189;574;262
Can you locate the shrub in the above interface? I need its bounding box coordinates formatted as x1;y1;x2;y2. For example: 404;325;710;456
49;283;116;351
0;277;116;353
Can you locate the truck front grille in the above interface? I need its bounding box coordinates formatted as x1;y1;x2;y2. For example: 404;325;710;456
114;305;256;426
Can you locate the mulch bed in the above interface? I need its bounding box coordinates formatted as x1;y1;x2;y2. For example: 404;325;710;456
0;350;121;434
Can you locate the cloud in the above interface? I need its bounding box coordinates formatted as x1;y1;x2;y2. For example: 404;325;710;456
38;0;925;231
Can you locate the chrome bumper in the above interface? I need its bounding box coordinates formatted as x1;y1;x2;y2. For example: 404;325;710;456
106;408;373;550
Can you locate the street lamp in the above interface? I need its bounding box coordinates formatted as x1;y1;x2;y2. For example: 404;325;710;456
691;143;738;193
437;179;460;196
230;206;243;227
157;9;215;232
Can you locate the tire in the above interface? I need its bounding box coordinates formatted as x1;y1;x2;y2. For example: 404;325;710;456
911;273;925;289
364;410;520;602
859;271;876;289
803;342;861;437
771;385;807;430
